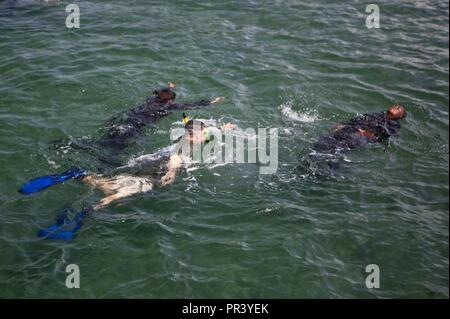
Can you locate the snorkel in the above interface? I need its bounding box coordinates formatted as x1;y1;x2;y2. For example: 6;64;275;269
182;112;189;125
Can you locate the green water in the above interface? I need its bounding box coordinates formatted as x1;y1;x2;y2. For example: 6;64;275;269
0;0;448;298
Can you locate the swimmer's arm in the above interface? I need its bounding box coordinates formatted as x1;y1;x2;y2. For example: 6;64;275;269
168;96;225;110
160;154;183;187
381;137;391;152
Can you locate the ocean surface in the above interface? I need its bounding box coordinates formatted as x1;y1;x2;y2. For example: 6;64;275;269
0;0;448;298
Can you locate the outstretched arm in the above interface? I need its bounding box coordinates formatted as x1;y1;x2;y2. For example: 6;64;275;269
168;96;225;110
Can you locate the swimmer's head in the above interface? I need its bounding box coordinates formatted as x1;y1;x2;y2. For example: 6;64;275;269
184;118;210;143
153;87;176;103
387;104;407;120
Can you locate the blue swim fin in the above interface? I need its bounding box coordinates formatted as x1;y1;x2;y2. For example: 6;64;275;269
19;167;87;195
37;207;92;240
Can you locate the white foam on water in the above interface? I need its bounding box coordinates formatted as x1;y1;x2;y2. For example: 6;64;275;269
279;101;318;123
45;156;59;169
122;144;176;169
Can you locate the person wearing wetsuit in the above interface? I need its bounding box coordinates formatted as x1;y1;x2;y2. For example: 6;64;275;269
305;104;407;174
99;82;224;149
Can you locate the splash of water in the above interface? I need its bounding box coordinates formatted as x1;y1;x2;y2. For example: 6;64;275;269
279;100;318;123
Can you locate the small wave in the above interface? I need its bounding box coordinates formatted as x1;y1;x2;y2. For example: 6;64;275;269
44;156;59;169
279;101;318;123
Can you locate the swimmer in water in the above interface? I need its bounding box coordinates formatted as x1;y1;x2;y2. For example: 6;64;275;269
303;104;407;174
86;116;236;210
99;82;225;150
20;114;237;239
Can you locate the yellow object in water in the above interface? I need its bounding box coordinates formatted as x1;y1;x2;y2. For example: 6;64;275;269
182;113;189;124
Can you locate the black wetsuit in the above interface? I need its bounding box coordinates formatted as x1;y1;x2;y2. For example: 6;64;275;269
99;93;211;150
304;111;402;175
313;112;401;154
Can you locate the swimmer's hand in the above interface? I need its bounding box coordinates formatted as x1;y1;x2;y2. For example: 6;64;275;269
210;96;225;104
219;123;237;130
160;154;182;187
168;82;176;89
160;172;176;187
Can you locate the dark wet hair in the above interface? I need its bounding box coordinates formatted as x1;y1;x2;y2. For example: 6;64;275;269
153;87;176;101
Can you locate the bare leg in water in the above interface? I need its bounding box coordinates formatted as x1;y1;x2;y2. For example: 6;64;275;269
82;174;154;211
80;153;182;211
